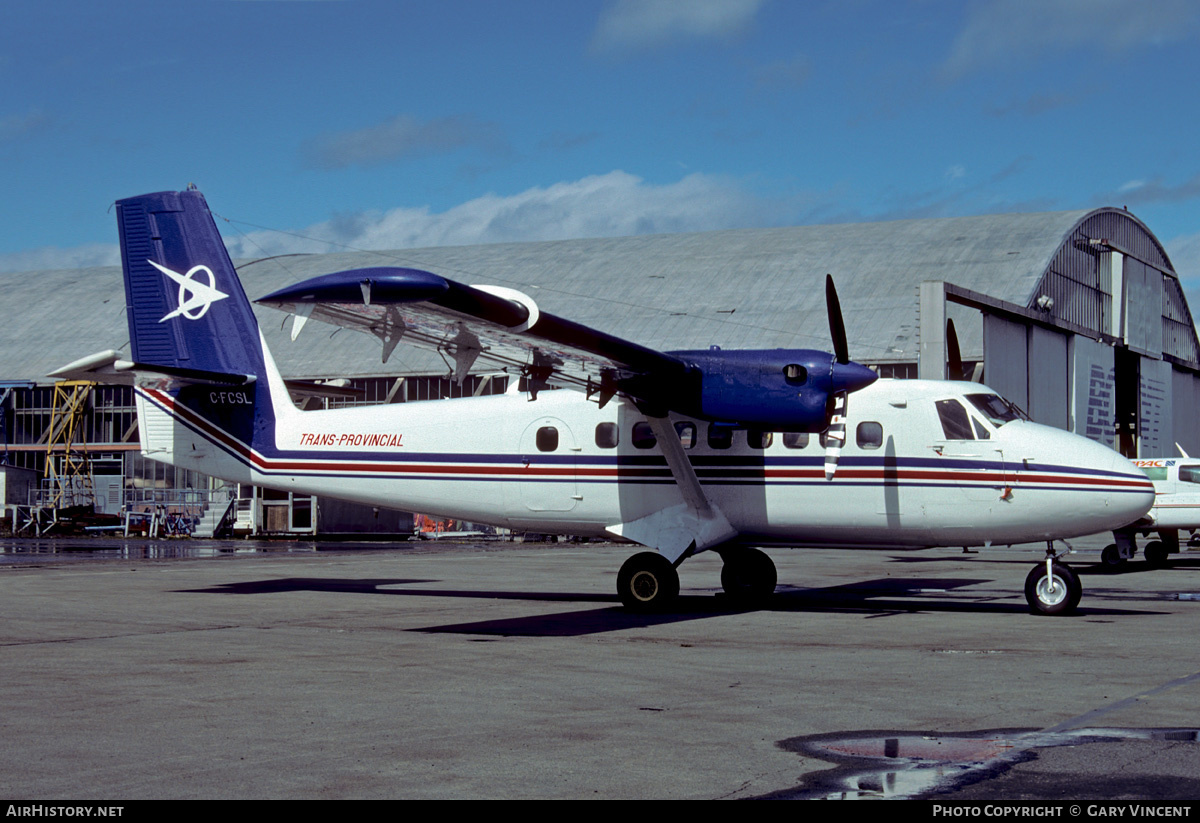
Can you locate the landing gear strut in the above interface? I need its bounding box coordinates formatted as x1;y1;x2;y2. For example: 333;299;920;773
617;552;680;612
1024;545;1082;615
719;547;777;606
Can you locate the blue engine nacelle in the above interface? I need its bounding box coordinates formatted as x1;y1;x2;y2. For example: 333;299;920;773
667;347;878;431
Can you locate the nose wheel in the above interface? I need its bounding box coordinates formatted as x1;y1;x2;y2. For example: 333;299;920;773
1024;555;1082;615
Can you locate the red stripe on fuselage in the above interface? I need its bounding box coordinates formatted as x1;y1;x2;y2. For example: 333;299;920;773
139;389;1154;492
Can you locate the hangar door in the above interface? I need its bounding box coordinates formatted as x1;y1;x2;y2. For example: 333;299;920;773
983;316;1069;430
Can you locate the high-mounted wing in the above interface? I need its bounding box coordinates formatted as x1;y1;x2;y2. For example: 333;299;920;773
257;267;688;403
257;266;877;432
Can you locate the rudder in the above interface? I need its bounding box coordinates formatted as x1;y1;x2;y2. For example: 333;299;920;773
117;189;265;380
115;189;293;469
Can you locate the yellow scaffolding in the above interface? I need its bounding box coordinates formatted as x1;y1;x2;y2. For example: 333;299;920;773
45;380;95;509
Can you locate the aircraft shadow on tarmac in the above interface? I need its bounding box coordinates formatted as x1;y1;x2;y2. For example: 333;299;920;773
177;573;1166;637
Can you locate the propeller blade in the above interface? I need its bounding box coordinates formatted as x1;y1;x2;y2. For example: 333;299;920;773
825;274;849;365
823;390;847;481
946;318;964;381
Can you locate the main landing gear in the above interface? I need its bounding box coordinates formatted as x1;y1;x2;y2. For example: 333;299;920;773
1100;529;1178;570
718;547;777;607
1024;546;1082;616
617;552;680;612
616;547;779;612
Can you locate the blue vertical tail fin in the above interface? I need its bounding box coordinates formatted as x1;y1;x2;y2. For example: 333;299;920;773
117;189;265;380
115;189;293;467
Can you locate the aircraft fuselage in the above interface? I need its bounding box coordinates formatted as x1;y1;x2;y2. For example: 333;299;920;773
135;377;1153;550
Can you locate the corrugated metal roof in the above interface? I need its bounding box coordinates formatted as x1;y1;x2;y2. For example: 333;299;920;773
0;207;1178;382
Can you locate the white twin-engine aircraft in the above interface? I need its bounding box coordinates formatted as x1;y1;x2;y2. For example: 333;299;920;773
55;189;1154;616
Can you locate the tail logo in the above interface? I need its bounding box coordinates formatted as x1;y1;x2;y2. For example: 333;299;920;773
149;260;230;322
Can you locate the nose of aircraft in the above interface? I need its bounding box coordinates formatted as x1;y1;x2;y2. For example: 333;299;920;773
1042;426;1155;533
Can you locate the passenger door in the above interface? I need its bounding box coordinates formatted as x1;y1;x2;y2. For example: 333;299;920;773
516;417;579;512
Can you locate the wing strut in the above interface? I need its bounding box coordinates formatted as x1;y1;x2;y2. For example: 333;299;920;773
605;416;737;564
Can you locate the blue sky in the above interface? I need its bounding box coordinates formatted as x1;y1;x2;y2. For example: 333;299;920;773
5;0;1200;303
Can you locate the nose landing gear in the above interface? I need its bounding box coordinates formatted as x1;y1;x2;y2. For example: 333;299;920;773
1025;545;1082;615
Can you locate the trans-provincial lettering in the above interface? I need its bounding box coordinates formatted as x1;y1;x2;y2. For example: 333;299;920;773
299;433;404;448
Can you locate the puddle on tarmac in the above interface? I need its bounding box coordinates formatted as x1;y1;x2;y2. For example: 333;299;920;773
772;727;1200;799
0;538;324;564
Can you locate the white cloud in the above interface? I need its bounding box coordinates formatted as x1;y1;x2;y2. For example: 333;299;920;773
752;54;810;90
1097;173;1200;207
1166;231;1200;332
942;0;1198;79
0;109;50;142
591;0;767;53
0;171;781;274
303;113;508;170
1167;231;1200;279
223;170;777;259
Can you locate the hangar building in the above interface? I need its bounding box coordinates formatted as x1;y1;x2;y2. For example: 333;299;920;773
1;205;1195;534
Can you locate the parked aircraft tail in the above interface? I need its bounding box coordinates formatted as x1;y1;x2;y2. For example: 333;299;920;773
116;189;265;380
52;189;294;478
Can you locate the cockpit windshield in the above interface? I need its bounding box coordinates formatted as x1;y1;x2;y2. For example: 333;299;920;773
966;393;1028;427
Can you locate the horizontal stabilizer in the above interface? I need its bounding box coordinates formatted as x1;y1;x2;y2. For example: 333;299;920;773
283;379;365;400
49;349;255;388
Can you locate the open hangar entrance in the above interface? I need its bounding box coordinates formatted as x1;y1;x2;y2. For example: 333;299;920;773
916;209;1200;459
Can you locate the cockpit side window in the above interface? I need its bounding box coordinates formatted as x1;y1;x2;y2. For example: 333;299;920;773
966;393;1027;426
971;417;991;440
936;399;974;440
1180;466;1200;484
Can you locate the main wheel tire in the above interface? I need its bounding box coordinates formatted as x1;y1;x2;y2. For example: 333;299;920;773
1024;560;1082;616
1144;541;1169;567
1100;543;1125;569
720;548;778;606
617;552;680;612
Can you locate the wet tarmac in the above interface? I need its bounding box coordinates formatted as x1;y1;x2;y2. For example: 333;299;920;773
2;533;1199;799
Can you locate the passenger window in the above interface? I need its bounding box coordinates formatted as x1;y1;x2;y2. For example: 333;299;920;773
1180;466;1200;484
707;424;732;450
536;426;559;452
632;422;657;449
595;422;618;449
936;399;974;440
674;422;696;449
1142;466;1168;481
748;430;773;449
856;422;882;450
783;432;809;449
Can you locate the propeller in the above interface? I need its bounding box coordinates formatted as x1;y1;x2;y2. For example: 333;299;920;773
824;275;850;481
946;317;965;381
826;274;849;365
